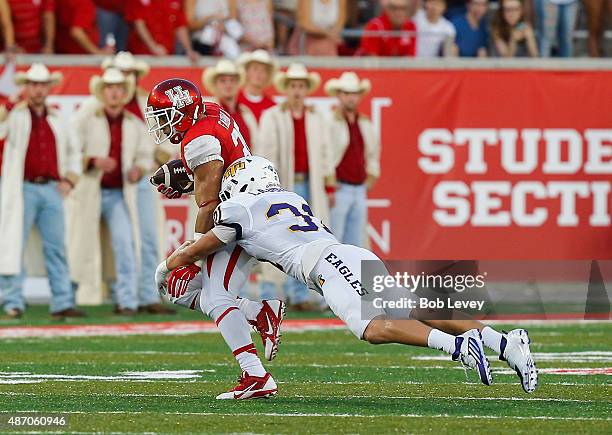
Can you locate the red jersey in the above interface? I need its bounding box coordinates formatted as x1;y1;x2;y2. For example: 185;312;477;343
125;0;186;55
180;102;250;175
55;0;99;54
8;0;55;53
359;12;416;57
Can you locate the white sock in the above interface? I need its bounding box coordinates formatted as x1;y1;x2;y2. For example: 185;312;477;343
481;326;503;354
427;329;456;355
236;297;263;322
212;305;266;377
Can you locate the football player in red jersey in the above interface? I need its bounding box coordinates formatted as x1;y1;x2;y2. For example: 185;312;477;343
146;79;283;399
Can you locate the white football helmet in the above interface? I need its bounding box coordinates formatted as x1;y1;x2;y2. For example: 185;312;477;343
219;156;281;201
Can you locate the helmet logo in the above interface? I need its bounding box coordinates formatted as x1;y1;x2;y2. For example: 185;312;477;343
223;161;246;180
165;86;193;109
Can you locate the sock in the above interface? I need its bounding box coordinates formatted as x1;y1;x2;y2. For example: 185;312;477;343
481;326;503;354
212;305;266;377
427;329;456;355
236;297;263;322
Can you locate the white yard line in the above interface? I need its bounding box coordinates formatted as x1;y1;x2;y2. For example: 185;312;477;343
1;410;609;421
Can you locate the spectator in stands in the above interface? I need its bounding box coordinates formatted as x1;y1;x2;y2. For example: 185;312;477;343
359;0;417;56
101;52;175;315
68;68;152;314
325;72;380;248
414;0;457;57
185;0;242;58
237;49;278;122
125;0;197;62
534;0;578;57
0;64;84;320
55;0;114;54
236;0;274;51
7;0;54;54
257;63;335;309
0;0;15;56
492;0;539;57
583;0;611;57
94;0;128;52
274;0;297;54
445;0;468;19
288;0;347;55
202;59;258;149
452;0;489;57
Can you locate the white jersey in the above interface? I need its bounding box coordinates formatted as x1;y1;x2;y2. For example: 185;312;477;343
212;189;339;285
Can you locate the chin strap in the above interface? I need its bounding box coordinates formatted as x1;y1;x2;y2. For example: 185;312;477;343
199;198;221;208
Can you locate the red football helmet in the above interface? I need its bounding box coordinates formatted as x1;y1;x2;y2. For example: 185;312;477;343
145;78;204;144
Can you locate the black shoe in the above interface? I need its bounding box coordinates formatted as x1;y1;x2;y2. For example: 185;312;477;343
137;303;177;315
114;307;137;316
51;308;87;320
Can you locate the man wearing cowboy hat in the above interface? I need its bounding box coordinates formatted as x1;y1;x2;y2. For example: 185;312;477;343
100;52;175;315
68;68;153;314
0;63;84;320
236;50;279;122
325;72;380;248
203;59;258;148
257;63;336;310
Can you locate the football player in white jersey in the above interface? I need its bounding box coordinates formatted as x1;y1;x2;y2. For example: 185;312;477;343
157;156;538;394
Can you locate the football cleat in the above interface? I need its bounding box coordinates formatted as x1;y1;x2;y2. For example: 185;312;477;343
500;329;538;393
216;372;278;400
249;300;285;361
452;329;493;386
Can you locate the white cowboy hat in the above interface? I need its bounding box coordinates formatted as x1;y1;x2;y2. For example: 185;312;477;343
202;59;245;95
89;68;135;104
101;51;150;78
324;72;371;96
237;49;279;82
273;63;321;94
15;63;63;86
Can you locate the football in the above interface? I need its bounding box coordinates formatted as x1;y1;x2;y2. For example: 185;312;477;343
150;158;194;196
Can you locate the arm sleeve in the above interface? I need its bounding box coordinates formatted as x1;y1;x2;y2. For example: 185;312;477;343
183;134;223;171
212;200;252;242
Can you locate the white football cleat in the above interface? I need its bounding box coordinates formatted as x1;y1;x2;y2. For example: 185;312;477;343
249;300;285;361
216;371;278;400
452;329;493;386
500;329;538;393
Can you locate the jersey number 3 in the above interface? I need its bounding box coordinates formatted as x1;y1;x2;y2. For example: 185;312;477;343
267;203;319;232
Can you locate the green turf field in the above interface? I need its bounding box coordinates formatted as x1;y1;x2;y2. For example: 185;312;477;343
0;309;610;434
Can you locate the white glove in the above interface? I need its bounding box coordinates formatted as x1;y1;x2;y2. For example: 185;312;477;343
155;260;170;296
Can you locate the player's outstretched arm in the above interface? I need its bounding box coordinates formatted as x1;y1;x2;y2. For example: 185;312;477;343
166;232;226;270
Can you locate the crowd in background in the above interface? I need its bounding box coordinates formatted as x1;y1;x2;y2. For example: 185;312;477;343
0;51;380;318
0;0;610;59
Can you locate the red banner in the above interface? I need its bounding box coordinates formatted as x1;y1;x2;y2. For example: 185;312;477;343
31;66;612;260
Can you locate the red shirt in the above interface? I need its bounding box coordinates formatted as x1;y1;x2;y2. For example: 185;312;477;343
359;12;416;57
55;0;99;54
222;103;251;150
23;106;60;181
237;90;275;122
336;116;367;185
125;0;186;55
101;112;123;189
293;114;308;174
180;102;249;175
94;0;123;13
125;96;143;120
8;0;54;53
